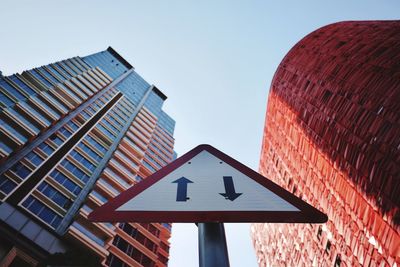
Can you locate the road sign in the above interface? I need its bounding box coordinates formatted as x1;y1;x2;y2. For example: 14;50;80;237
89;144;327;223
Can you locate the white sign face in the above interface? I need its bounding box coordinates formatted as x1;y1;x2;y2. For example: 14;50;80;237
117;150;299;212
90;144;328;223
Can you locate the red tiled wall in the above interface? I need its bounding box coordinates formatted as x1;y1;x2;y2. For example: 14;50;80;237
252;21;400;266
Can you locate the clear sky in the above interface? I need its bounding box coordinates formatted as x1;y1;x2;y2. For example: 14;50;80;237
1;1;399;266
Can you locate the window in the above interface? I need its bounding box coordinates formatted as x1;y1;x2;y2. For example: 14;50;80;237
59;61;77;76
0;118;28;143
50;134;63;146
322;90;333;103
144;155;162;169
112;234;154;266
106;168;130;188
53;63;72;79
59;126;72;138
38;68;59;85
106;113;123;128
31;96;60;119
106;254;128;267
160;241;169;252
325;240;331;254
317;225;322;240
0;141;12;155
22;196;62;228
0;91;14;107
143;161;156;172
29;70;53;88
60;84;82;101
140;223;160;237
60;159;89;182
110;110;127;123
85;135;107;154
0;175;17;194
37;182;72;209
99;178;120;195
97;124;116;140
80;110;91;120
0;79;26;101
8;75;36;96
7;108;40;133
334;254;341;267
67;121;79;131
104;119;120;133
70;150;97;172
71;222;105;246
89;102;101;113
119;223;138;238
91;190;107;203
37;142;55;156
46;66;66;82
18;102;51;126
25;151;44;166
78;142;102;162
50;170;81;195
10;162;31;179
116;151;138;168
85;106;96;116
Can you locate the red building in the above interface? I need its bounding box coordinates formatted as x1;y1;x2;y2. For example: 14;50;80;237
252;21;400;266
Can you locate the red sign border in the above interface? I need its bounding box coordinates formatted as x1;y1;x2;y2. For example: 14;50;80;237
89;144;328;223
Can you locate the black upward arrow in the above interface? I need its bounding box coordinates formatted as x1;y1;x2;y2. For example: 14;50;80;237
219;176;242;201
172;177;193;202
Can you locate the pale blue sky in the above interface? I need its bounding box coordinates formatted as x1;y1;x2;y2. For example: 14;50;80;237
1;1;399;266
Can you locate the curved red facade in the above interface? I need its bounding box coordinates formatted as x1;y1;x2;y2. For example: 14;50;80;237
252;21;400;266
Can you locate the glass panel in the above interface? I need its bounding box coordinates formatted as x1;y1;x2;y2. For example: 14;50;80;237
47;65;66;82
0;79;26;101
58;126;72;138
77;142;102;162
91;190;108;203
60;159;90;182
37;181;72;208
19;101;51;126
22;196;62;228
38;68;60;85
50;170;81;195
9;162;31;179
71;221;105;246
0;91;14;107
31;96;60;119
0;141;13;154
25;151;44;166
0;118;28;143
37;142;55;156
7;108;40;133
85;135;107;154
53;63;72;79
0;175;17;194
70;150;97;172
29;70;53;87
8;75;36;96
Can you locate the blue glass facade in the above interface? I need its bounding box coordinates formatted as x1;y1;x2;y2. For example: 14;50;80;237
83;50;129;79
0;47;176;266
114;72;150;106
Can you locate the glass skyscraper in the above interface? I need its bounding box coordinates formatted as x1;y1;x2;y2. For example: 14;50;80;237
0;47;176;266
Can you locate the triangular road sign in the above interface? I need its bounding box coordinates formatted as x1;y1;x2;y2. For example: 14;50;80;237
89;144;327;223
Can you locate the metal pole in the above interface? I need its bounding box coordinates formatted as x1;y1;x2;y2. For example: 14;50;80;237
198;223;230;267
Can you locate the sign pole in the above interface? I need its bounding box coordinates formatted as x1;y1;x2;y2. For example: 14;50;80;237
198;223;230;267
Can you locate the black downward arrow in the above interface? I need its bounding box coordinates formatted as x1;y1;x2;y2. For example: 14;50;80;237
219;176;242;201
172;177;193;201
